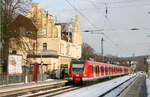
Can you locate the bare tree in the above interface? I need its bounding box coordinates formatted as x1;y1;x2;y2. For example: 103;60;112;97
2;0;33;66
81;43;128;65
82;42;95;59
136;58;148;72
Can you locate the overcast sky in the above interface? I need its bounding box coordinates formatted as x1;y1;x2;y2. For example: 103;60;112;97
33;0;150;57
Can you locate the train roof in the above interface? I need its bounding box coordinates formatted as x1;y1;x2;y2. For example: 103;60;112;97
72;59;130;68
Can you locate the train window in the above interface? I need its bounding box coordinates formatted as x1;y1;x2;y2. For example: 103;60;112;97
72;63;84;74
101;66;104;73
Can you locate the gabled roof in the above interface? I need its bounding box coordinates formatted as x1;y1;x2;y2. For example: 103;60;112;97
7;15;37;39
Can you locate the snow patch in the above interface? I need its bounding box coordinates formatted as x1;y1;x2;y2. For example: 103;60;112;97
146;76;150;97
54;73;137;97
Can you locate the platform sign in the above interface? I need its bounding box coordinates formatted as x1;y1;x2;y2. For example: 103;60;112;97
8;54;22;75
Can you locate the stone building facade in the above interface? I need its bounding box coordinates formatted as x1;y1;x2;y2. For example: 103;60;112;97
26;3;82;78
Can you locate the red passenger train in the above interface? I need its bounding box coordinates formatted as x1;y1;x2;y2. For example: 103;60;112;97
69;59;132;83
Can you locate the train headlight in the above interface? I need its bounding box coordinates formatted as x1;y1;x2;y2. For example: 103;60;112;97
84;74;87;76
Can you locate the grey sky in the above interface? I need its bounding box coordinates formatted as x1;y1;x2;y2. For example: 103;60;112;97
33;0;150;57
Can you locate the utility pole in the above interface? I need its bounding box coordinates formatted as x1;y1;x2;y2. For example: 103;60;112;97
0;0;3;74
101;37;104;57
101;37;104;62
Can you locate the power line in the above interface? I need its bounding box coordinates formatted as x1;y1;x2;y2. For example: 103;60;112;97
65;0;118;47
65;0;99;30
65;0;134;55
88;0;133;53
87;0;149;5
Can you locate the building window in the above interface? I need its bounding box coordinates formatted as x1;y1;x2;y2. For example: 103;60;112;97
43;29;47;35
33;43;35;54
43;43;47;51
12;50;17;54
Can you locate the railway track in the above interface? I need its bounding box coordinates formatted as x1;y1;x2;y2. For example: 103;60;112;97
51;73;138;97
99;73;138;97
20;74;138;97
20;85;81;97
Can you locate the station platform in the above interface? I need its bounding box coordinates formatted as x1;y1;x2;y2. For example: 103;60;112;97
0;79;67;97
119;73;147;97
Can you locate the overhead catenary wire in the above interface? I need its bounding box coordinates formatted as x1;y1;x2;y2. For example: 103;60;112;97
65;0;131;53
65;0;99;30
86;0;149;5
87;0;132;52
65;0;147;56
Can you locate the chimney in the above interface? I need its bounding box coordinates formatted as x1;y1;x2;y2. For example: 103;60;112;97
32;3;39;9
75;15;79;22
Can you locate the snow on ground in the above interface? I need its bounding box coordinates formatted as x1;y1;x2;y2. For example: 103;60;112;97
54;73;137;97
19;86;72;97
0;79;54;88
146;74;150;97
104;74;136;97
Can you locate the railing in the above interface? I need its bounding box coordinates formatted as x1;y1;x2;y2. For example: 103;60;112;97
0;71;68;85
0;73;25;85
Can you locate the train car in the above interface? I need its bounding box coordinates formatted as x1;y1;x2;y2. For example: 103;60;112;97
69;59;131;84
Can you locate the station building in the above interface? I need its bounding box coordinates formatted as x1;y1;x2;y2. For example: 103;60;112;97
25;3;82;78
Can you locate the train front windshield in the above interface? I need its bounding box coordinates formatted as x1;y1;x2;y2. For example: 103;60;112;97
72;63;84;74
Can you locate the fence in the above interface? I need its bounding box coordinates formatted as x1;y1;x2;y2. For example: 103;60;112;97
0;73;51;85
0;73;25;85
0;71;68;85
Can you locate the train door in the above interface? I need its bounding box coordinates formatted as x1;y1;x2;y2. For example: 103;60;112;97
114;66;116;75
89;65;92;77
96;65;99;77
105;65;108;76
109;65;111;75
112;66;114;75
115;66;117;75
93;64;96;78
107;65;109;76
92;65;94;77
99;65;101;77
101;65;104;76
